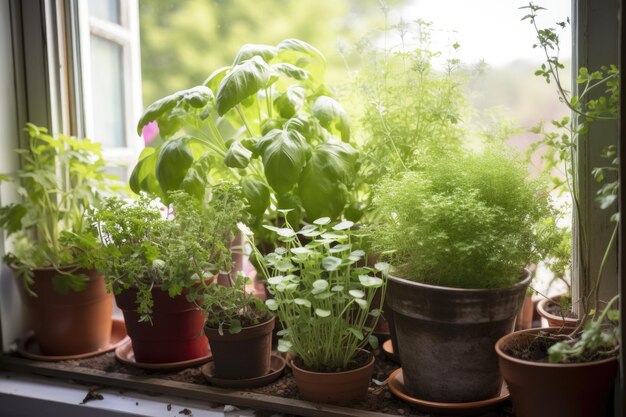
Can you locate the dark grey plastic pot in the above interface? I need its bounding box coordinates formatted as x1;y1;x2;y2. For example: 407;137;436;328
386;270;530;403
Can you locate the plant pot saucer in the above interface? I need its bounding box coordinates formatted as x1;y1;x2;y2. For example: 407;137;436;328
387;368;510;415
382;339;400;364
201;353;286;388
115;339;212;371
17;318;128;361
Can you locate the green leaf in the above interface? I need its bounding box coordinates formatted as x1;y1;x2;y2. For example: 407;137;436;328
332;220;354;231
294;298;312;308
276;192;302;227
321;256;342;271
277;339;292;352
298;143;358;219
257;128;311;194
312;279;329;291
349;289;365;298
242;178;270;216
263;224;297;238
355;298;368;309
156;138;194;193
274;86;305;119
312;96;350;141
276;38;326;81
228;319;242;334
232;43;278;66
272;63;309;81
368;334;379;349
315;308;331;318
359;275;383;288
203;66;231;94
313;217;331;225
129;147;163;196
137;86;214;135
216;56;277;116
347;327;364;340
0;204;27;235
225;140;252;169
266;299;279;311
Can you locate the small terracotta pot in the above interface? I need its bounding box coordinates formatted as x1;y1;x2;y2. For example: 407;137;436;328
496;327;618;417
115;287;208;363
290;350;375;404
536;295;578;327
387;271;530;403
515;294;535;330
204;316;275;379
15;266;112;356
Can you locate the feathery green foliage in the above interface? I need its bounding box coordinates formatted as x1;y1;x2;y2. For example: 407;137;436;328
371;147;553;289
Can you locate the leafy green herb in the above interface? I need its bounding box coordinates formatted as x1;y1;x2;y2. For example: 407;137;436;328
75;186;243;323
371;148;554;289
0;123;123;295
245;217;387;371
200;272;270;336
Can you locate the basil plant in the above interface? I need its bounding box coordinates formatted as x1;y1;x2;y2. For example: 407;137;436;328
131;39;361;243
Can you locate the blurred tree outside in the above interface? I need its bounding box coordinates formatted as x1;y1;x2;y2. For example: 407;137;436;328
139;0;394;106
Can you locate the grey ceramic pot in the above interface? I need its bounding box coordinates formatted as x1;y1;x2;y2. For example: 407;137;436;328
386;270;530;403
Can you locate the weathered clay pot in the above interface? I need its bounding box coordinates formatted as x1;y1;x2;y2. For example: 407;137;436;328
204;316;275;379
537;295;578;328
290;350;375;404
386;271;530;402
115;287;208;363
496;327;618;417
15;266;112;356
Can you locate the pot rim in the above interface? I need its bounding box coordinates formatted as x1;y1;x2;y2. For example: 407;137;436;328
204;315;275;333
9;263;88;273
390;268;531;294
290;349;375;376
536;295;579;323
495;327;619;368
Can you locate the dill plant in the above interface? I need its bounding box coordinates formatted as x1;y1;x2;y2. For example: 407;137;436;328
372;147;553;289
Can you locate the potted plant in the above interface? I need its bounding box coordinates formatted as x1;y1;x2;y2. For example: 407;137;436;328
242;217;388;404
200;271;274;380
130;39;361;245
371;146;555;404
79;185;242;364
0;123;122;357
495;6;619;417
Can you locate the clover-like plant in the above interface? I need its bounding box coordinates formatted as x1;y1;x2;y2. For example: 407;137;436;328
241;216;388;372
131;39;360;245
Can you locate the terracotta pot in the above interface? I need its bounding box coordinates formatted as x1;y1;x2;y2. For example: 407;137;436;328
537;295;578;327
515;294;535;330
115;287;208;363
386;271;530;403
496;327;618;417
204;316;275;379
15;266;112;356
290;350;375;404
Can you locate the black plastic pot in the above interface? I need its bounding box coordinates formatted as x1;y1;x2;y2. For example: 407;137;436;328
386;271;530;403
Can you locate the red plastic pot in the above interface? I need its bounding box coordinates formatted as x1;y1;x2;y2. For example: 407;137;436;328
15;266;112;356
115;287;208;363
496;327;618;417
204;316;275;379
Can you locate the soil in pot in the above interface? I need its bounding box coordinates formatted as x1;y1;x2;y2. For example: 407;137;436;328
204;316;275;379
290;349;375;405
15;266;113;357
115;287;209;364
536;295;578;328
496;327;618;417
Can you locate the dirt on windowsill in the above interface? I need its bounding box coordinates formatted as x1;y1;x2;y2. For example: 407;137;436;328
38;343;516;417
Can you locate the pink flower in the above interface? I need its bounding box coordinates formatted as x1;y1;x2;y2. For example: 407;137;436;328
142;121;159;146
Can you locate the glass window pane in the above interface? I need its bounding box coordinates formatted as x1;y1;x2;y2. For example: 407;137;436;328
90;35;125;148
88;0;120;24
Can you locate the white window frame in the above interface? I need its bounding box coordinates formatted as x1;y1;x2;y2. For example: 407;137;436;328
76;0;143;177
